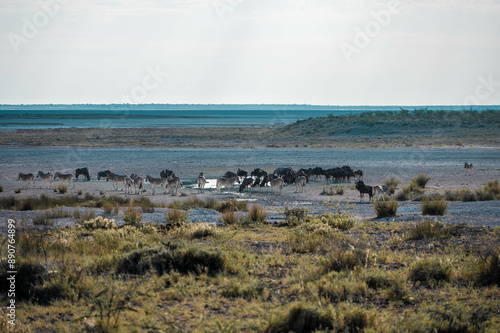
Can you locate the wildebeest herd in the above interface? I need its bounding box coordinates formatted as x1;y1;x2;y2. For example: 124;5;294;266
16;165;394;201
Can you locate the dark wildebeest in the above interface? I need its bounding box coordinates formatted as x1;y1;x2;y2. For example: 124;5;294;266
342;166;355;182
160;169;175;179
354;170;363;180
252;177;261;188
239;177;254;192
75;167;91;181
97;170;112;181
464;162;473;173
237;168;248;180
355;180;373;202
223;171;238;179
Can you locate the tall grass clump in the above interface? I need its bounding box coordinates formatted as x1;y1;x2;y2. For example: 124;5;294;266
413;173;432;188
409;259;453;286
247;204;267;223
54;184;68;194
82;216;118;230
476;249;500;287
122;201;142;226
264;302;376;333
134;196;155;213
220;209;238;226
217;198;247;213
421;196;448;215
383;176;401;194
406;220;450;240
373;198;398;218
320;248;367;274
165;208;189;228
168;196;218;210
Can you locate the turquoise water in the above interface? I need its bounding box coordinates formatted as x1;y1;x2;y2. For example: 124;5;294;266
1;105;498;129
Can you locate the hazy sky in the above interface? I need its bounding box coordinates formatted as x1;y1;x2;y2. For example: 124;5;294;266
1;0;499;105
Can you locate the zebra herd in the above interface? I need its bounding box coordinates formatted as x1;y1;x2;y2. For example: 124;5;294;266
17;165;370;197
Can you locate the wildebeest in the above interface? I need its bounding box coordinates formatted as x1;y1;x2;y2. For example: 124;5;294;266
75;167;91;181
223;171;238;179
216;175;239;194
166;176;182;196
354;170;363;180
252;177;261;188
355;180;373;202
465;162;473;173
251;168;268;186
18;172;35;188
160;169;175;179
239;177;254;192
97;170;112;181
295;176;307;193
145;175;167;195
36;171;53;189
197;173;207;193
237;168;248;180
54;172;75;188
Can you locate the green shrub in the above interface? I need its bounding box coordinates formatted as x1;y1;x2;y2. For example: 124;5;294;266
264;302;376;333
413;173;431;188
320;248;367;274
220;210;238;225
134;197;155;213
14;187;22;194
165;208;189;228
406;220;450;240
409;259;453;285
168;196;218;210
317;272;367;302
316;212;355;231
0;260;47;302
217;198;247;213
287;231;331;253
82;216;118;230
383;176;401;194
476;249;500;287
116;244;227;276
188;224;219;239
221;277;268;300
395;188;412;201
421;196;448;215
484;179;500;197
374;198;398;218
247;204;267;223
283;206;309;226
122;201;142;226
54;184;68;194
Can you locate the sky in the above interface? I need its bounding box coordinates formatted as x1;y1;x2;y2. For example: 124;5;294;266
0;0;499;105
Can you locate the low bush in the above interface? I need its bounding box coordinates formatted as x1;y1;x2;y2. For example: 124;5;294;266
421;196;448;215
406;220;450;240
316;272;367;302
484;179;500;197
220;277;268;300
476;249;500;287
283;206;309;226
383;176;401;194
82;216;118;230
247;204;267;223
413;173;431;188
122;201;142;226
320;248;367;274
54;184;68;194
0;260;47;302
217;198;247;213
409;259;453;286
116;244;227;276
220;210;238;225
165;208;189;228
374;198;398;218
134;197;155;213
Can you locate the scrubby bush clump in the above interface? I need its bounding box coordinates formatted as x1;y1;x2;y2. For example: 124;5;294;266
82;216;118;230
247;204;267;223
116;244;227;276
406;220;450;240
383;176;401;194
414;173;432;188
374;198;398;218
409;259;453;286
421;196;448;215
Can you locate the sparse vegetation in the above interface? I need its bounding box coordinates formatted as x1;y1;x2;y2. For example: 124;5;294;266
122;201;142;226
383;176;401;194
54;184;68;194
247;204;267;223
406;220;451;240
409;259;453;286
165;208;189;228
374;198;398;218
14;187;21;194
421;196;448;215
413;173;432;188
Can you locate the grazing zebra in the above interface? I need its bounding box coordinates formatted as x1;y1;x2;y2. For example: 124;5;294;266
373;185;391;201
130;174;144;194
106;173;127;190
36;171;53;189
54;172;75;188
355;181;373;202
123;177;134;194
17;173;35;188
465;162;473;173
216;176;239;194
197;173;207;193
268;175;284;195
166;177;182;196
295;176;307;193
145;175;167;195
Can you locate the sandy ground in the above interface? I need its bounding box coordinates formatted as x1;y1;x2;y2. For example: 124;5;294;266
1;149;499;228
